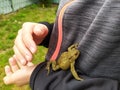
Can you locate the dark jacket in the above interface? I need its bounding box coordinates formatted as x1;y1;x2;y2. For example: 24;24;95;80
30;0;120;90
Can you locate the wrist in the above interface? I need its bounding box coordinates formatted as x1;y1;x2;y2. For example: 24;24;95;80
28;65;37;82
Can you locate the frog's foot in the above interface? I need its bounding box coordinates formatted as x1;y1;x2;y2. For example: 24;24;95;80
70;62;83;81
73;73;83;81
52;61;60;71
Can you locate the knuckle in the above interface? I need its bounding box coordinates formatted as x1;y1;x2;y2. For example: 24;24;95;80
18;29;22;34
22;22;31;28
22;22;28;27
13;45;15;49
14;33;22;45
14;36;19;44
14;39;17;44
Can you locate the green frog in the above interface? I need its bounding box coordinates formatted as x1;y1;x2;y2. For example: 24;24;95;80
46;43;83;80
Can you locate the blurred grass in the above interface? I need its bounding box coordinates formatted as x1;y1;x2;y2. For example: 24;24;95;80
0;4;57;90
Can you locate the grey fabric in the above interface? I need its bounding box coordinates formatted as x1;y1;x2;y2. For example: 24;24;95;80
30;0;120;90
30;62;119;90
47;0;120;81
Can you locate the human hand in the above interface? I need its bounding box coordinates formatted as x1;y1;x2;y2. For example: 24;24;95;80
3;55;36;86
13;22;48;65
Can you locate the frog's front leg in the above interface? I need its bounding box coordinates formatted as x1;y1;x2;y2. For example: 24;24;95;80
52;61;60;71
70;62;83;80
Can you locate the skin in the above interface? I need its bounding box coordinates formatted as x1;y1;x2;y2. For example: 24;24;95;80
13;22;48;65
3;23;82;86
3;55;36;86
46;44;83;80
3;22;48;86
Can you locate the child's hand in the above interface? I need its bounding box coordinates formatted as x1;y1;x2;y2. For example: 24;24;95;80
13;22;48;65
3;55;36;86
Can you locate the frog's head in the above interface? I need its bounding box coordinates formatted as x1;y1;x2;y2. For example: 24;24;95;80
72;49;80;57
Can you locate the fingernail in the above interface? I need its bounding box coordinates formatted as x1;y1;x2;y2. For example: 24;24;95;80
35;25;45;35
40;29;45;35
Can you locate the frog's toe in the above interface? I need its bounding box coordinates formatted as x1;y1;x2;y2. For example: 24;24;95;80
75;76;83;81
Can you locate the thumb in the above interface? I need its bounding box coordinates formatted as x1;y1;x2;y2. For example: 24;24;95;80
33;24;48;44
33;24;48;37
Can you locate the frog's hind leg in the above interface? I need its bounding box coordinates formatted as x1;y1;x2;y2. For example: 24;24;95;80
52;61;60;71
46;61;52;75
70;62;83;81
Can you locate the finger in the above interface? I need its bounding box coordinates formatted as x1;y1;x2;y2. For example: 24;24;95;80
33;24;48;44
13;45;27;65
3;73;15;85
27;62;34;67
22;22;37;54
3;76;13;85
15;30;33;61
14;54;34;68
9;57;19;72
13;55;25;68
5;65;13;76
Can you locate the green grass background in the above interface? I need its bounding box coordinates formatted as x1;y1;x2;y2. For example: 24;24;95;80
0;4;57;90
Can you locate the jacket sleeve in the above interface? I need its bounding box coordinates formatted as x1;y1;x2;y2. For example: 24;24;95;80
30;62;119;90
39;22;54;48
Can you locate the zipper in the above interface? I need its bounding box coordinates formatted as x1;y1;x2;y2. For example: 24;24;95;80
50;0;75;61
